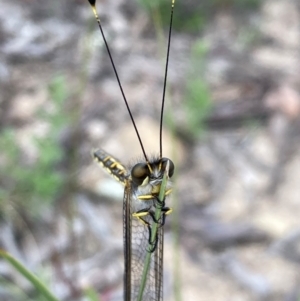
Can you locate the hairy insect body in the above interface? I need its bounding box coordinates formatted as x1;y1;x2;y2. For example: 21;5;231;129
94;149;172;214
94;149;173;301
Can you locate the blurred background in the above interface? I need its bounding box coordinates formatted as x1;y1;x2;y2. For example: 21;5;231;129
1;0;300;300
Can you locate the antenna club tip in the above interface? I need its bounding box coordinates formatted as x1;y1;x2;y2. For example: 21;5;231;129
87;0;96;6
91;6;98;17
172;0;175;6
87;0;98;17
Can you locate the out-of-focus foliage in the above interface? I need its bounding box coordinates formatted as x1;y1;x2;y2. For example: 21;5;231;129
137;0;261;32
184;41;212;138
0;75;69;218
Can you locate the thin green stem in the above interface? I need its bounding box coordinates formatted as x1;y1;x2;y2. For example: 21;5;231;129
0;249;60;301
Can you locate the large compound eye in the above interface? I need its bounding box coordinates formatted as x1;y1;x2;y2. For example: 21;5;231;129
161;158;175;178
131;163;149;186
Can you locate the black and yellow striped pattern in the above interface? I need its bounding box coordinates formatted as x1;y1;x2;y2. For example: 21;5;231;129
93;149;127;185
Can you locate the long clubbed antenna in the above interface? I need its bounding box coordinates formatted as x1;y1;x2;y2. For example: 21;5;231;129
87;0;149;164
159;0;175;159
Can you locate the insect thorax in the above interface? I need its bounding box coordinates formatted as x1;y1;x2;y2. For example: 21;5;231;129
130;158;173;212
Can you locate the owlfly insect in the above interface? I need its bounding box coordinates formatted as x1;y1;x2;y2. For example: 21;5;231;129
87;0;175;300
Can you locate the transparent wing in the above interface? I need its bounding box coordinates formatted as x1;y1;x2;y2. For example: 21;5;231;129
123;181;163;301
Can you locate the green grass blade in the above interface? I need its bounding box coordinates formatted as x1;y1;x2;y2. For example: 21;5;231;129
0;249;60;301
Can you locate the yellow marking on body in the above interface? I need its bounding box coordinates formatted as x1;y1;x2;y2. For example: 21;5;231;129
114;175;122;181
132;208;173;225
146;185;172;195
133;215;148;225
110;161;125;170
94;156;101;163
138;195;155;200
103;156;111;162
165;188;172;195
133;212;149;217
141;177;149;186
138;188;172;200
165;208;172;215
152;186;160;194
